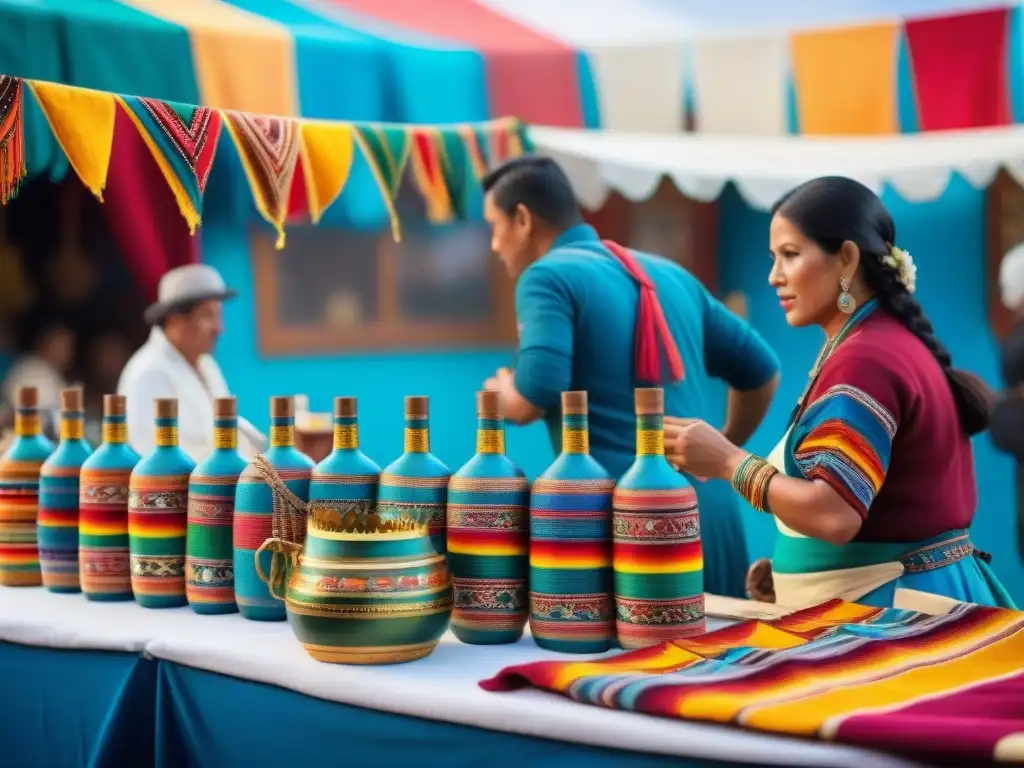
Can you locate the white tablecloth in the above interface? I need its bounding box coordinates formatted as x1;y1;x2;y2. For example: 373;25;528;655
0;587;929;768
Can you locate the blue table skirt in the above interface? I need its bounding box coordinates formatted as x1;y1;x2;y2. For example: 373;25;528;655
0;642;157;768
155;662;750;768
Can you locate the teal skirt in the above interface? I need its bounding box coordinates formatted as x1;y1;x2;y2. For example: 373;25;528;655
860;551;1017;609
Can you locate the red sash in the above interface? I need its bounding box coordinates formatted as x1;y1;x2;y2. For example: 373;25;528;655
602;240;685;384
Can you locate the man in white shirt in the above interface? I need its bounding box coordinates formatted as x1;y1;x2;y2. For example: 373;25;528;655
118;264;266;461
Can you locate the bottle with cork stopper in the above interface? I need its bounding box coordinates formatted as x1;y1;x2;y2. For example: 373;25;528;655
38;387;94;593
528;390;615;653
611;388;704;649
186;396;247;614
78;394;140;601
447;390;530;645
378;395;450;556
0;386;55;586
234;395;314;621
128;398;196;608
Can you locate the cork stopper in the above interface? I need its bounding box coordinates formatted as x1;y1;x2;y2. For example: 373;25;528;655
561;390;587;415
405;395;429;419
635;387;664;415
214;397;236;418
17;386;38;409
61;387;83;411
154;398;178;419
477;390;502;419
335;397;357;418
270;396;294;418
103;394;126;417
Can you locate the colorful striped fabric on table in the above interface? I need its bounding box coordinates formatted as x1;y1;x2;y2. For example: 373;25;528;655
447;391;530;645
79;394;140;600
530;391;615;654
234;396;313;621
186;397;247;614
129;398;195;608
612;388;704;649
0;387;53;586
37;388;93;593
482;599;1024;765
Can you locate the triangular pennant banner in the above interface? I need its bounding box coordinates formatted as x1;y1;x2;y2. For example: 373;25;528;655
459;124;490;180
299;121;354;226
409;127;453;224
115;95;221;233
223;110;300;249
439;130;469;221
28;80;115;202
352;124;411;241
0;76;26;204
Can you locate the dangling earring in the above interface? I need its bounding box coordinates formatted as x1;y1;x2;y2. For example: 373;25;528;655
837;276;856;315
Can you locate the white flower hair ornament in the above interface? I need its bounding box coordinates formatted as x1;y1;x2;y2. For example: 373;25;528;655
881;244;917;294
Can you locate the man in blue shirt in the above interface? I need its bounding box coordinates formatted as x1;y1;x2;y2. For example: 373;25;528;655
482;156;780;598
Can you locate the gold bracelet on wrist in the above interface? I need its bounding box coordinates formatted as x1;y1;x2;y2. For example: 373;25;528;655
731;453;778;513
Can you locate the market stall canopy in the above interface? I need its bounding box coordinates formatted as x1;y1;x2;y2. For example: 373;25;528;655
0;0;1017;138
527;124;1024;211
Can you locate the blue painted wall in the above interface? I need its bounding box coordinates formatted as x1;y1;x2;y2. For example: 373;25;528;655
204;175;1024;603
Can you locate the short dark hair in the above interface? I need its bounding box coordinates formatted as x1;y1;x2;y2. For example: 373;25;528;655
482;155;582;229
158;299;204;329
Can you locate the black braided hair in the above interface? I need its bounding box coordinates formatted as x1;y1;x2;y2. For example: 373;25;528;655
773;176;993;436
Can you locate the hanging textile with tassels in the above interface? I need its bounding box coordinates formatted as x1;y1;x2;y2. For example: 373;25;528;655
0;76;26;205
251;453;308;600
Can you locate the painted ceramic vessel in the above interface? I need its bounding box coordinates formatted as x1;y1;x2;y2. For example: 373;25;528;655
287;395;453;664
0;387;54;586
79;394;140;600
234;396;313;621
612;388;704;648
529;390;614;653
38;388;93;592
129;398;195;608
186;397;246;614
447;391;529;645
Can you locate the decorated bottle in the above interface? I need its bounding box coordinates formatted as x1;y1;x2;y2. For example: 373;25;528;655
529;390;614;653
613;388;705;648
38;387;93;592
234;396;313;621
186;397;246;614
129;398;195;608
447;391;530;644
380;395;450;556
0;386;54;586
79;394;140;600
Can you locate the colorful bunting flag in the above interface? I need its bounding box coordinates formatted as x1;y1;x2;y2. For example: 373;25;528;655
0;76;25;204
28;80;115;201
115;94;221;234
352;124;412;242
298;121;355;226
0;76;526;240
223;111;301;249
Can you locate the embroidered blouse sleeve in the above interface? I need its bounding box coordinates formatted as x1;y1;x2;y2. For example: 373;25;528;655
793;349;902;520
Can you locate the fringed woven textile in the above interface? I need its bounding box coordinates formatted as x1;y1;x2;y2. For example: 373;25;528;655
481;599;1024;764
223;111;299;249
115;95;221;234
0;76;26;205
352;125;411;242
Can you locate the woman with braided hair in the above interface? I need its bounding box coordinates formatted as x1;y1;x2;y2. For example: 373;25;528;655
665;176;1016;609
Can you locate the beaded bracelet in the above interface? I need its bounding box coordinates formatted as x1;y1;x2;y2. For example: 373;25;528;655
731;453;778;513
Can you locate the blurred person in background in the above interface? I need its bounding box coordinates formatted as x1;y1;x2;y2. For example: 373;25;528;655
992;244;1024;461
481;156;780;599
1;319;75;439
118;264;267;462
82;330;133;446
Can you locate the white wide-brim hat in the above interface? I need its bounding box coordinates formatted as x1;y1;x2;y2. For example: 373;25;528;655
143;264;238;325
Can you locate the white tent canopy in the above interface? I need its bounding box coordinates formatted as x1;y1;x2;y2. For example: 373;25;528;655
527;125;1024;211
